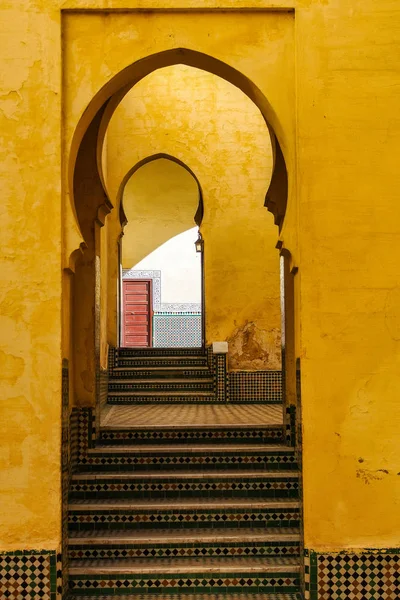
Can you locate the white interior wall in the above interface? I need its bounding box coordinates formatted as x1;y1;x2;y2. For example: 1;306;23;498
132;227;201;304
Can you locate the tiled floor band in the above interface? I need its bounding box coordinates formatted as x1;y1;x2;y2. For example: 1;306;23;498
102;404;283;428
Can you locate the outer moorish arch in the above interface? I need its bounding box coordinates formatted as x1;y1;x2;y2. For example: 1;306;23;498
67;47;292;416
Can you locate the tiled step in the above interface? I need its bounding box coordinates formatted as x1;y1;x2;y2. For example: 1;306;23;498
110;367;212;379
69;595;303;600
107;395;217;404
99;425;284;446
69;556;301;595
69;470;299;501
68;527;300;560
68;497;300;531
108;379;214;392
78;444;297;472
117;348;207;357
115;356;209;369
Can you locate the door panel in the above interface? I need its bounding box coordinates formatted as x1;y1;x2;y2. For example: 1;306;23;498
123;280;152;347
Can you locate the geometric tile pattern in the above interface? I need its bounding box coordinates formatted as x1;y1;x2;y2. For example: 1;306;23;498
70;594;303;600
153;314;202;348
99;426;284;445
107;393;217;404
61;361;70;598
305;549;400;600
69;566;301;594
110;368;212;379
230;371;282;404
0;550;58;600
214;353;228;402
108;380;213;392
68;507;301;530
68;536;300;560
115;347;206;360
69;474;300;499
69;345;297;598
101;404;283;428
285;405;296;448
76;449;298;472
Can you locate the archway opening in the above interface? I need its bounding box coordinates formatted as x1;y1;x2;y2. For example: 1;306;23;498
120;156;204;349
68;47;291;419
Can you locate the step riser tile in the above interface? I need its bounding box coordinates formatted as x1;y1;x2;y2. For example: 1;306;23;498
109;383;214;392
68;510;301;531
107;397;218;404
117;359;209;368
99;429;284;446
76;455;298;473
68;542;301;561
69;478;299;501
68;591;303;600
68;521;301;532
116;349;207;357
110;371;212;379
69;573;301;595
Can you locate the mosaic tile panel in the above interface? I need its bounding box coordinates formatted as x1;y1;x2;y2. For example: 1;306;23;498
285;406;296;448
69;594;303;600
61;361;70;599
0;550;58;600
69;474;300;500
69;544;300;561
117;347;207;357
305;549;400;600
99;426;284;445
115;357;209;369
153;314;202;348
110;368;212;379
108;380;213;392
70;408;96;471
69;568;300;595
212;353;228;402
229;371;282;404
68;507;300;531
99;427;284;446
77;449;298;472
107;394;217;404
101;404;284;429
99;369;109;411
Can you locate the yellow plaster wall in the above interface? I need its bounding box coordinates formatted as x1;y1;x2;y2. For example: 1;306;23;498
106;65;281;370
122;158;200;268
0;2;62;550
1;0;400;559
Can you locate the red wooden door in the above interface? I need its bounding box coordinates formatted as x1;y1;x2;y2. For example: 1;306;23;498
122;280;152;347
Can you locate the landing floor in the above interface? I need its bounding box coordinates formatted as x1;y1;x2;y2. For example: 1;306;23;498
101;404;283;428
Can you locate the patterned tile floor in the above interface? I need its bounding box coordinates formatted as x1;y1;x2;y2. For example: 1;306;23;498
102;404;283;428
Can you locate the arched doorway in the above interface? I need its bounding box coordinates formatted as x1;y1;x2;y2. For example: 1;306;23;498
118;155;205;349
67;48;289;411
65;46;300;598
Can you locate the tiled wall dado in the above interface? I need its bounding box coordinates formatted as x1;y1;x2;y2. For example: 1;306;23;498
305;549;400;600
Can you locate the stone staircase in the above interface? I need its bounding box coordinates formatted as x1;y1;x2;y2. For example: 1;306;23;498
107;347;215;404
68;348;302;599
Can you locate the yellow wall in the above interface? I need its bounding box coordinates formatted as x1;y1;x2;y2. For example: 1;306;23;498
0;2;62;551
1;0;400;561
106;65;281;370
122;158;200;268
